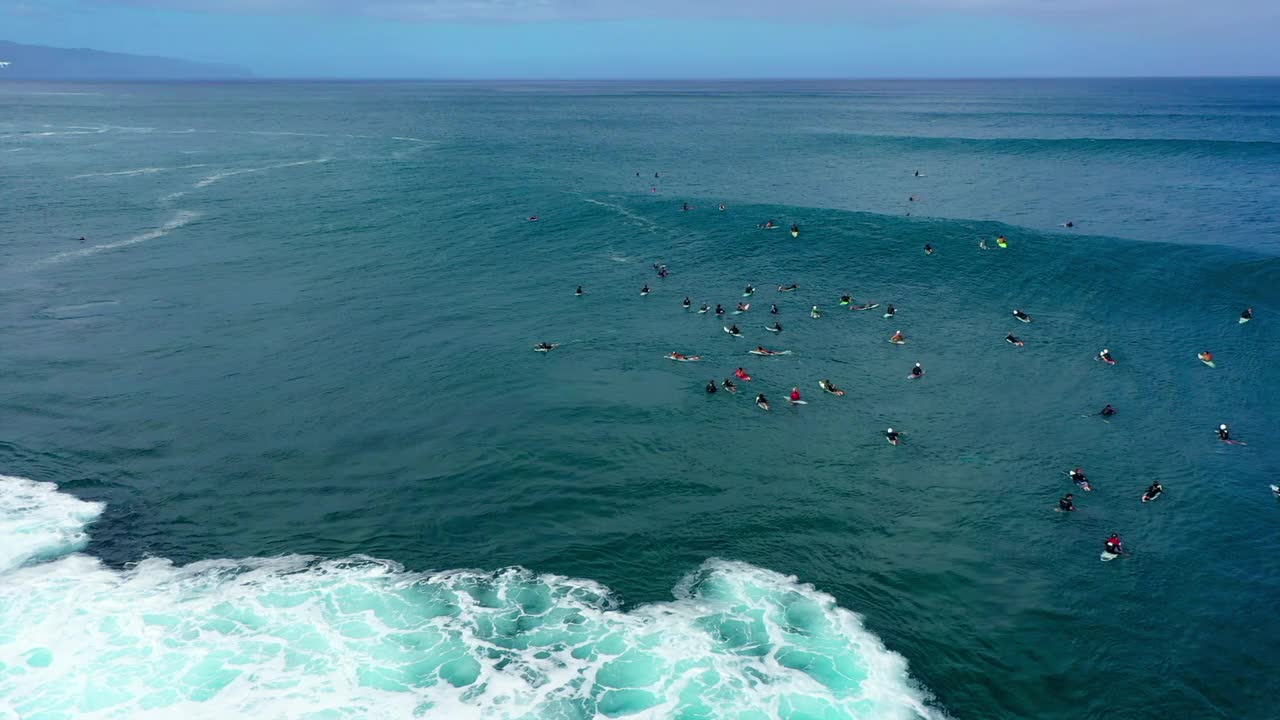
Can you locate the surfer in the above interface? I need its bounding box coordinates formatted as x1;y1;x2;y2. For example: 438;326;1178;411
908;195;917;202
657;266;668;278
924;243;934;255
1013;309;1031;322
978;239;990;250
1241;307;1253;322
914;170;920;177
715;304;725;316
1217;423;1231;441
734;367;752;381
534;342;556;352
771;321;783;332
1142;481;1163;502
889;330;906;344
736;302;749;312
728;325;741;337
575;286;584;296
840;293;852;305
682;202;690;212
790;223;800;235
1064;221;1074;228
820;379;843;395
670;351;689;360
753;346;774;356
1098;348;1115;364
778;284;799;292
527;216;539;222
760;219;777;229
1198;351;1214;364
996;235;1008;248
78;236;86;243
1058;494;1076;512
744;285;755;296
1101;404;1117;417
885;428;900;445
705;380;717;394
698;303;710;313
911;362;923;378
790;387;802;403
885;304;896;318
722;378;737;392
770;303;779;315
682;297;691;308
719;203;726;211
756;394;770;411
641;284;650;295
1104;533;1123;556
1070;468;1091;490
1006;334;1024;346
810;306;822;318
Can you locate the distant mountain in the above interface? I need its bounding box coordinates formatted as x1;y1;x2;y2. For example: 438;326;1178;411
0;40;251;80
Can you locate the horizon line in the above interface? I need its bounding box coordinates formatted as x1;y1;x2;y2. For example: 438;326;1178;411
4;75;1280;83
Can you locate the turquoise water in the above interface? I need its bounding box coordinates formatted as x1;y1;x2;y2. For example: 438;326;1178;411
1;79;1279;719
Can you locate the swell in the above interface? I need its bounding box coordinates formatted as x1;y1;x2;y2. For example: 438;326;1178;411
814;132;1280;158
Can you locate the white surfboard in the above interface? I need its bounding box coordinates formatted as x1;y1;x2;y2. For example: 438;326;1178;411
723;327;743;338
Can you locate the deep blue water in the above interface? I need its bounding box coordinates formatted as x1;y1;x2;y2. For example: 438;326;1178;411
1;79;1279;720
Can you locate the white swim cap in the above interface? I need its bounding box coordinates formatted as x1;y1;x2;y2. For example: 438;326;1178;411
915;362;921;367
1102;349;1109;354
1220;424;1227;430
897;330;902;334
887;428;894;433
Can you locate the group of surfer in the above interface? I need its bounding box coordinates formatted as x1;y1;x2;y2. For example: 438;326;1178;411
537;200;1262;557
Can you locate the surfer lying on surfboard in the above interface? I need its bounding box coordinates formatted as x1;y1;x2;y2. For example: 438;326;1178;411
889;330;906;344
819;379;844;396
1098;348;1116;364
533;342;558;352
885;428;901;446
1006;333;1024;347
755;394;770;411
910;362;924;379
1070;468;1092;491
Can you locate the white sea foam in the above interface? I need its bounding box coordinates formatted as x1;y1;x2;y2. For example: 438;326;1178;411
69;164;207;180
0;474;948;720
0;476;103;573
194;158;329;188
582;197;661;232
40;210;201;265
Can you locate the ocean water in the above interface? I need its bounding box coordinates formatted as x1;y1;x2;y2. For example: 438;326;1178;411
1;79;1279;720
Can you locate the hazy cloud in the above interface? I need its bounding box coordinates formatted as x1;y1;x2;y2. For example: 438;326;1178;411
80;0;1279;27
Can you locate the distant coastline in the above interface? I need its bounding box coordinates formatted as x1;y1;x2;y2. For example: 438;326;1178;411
0;39;250;80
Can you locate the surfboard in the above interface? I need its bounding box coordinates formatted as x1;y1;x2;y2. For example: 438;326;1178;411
765;326;781;332
777;286;798;292
818;381;844;396
790;399;808;405
791;230;799;238
1100;551;1119;562
883;312;894;318
851;304;880;311
908;371;924;379
665;354;701;362
533;344;558;352
1142;492;1160;503
1239;317;1250;324
1270;484;1279;495
889;339;907;345
839;300;851;306
1099;355;1116;365
640;291;649;296
756;401;770;411
697;308;709;314
723;327;743;337
749;349;792;356
1199;355;1216;368
886;436;899;445
1016;315;1032;323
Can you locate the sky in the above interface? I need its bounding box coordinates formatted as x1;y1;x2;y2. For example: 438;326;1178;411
2;0;1278;78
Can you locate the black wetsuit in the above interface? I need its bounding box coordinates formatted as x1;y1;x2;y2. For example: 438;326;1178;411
1101;405;1116;416
770;305;779;314
706;382;717;394
1105;541;1122;555
1218;428;1230;441
1242;309;1253;320
886;431;900;443
1059;497;1076;512
1007;335;1021;344
723;380;735;391
1015;311;1029;321
1145;484;1162;499
1071;472;1088;486
716;306;724;316
912;367;922;377
885;305;896;316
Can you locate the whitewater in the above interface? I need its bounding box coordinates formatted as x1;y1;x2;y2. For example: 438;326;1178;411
0;476;942;720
